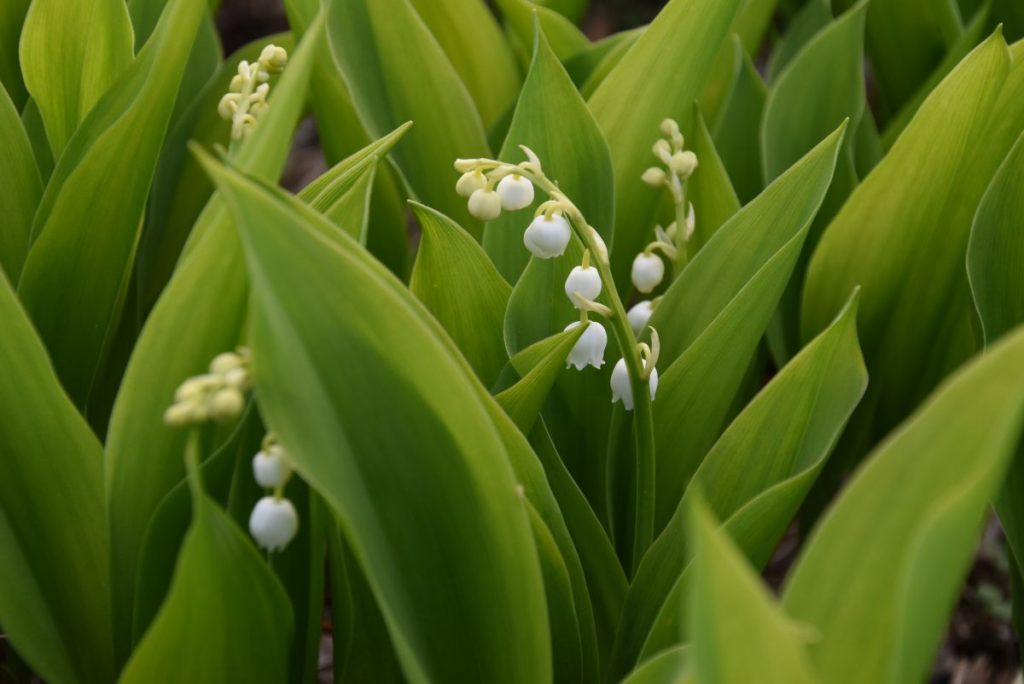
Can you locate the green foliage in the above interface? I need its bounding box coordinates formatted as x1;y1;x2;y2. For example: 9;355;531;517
3;0;1024;681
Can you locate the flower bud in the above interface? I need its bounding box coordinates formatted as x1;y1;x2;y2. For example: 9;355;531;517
253;445;293;489
468;189;502;221
209;387;245;422
668;151;698;178
209;351;243;375
524;214;571;259
496;174;535;210
631;253;665;293
456;170;487;198
249;496;299;552
163;402;194;427
652;139;673;165
627;300;654;335
610;358;659;410
660;118;681;141
564;265;602;306
217;93;241;119
564;321;608;370
259;44;288;71
642;167;667;187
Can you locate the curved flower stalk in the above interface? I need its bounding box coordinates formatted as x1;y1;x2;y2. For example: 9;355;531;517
217;44;288;142
454;149;661;563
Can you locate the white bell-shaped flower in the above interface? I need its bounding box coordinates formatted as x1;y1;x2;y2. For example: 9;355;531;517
627;300;654;335
564;265;602;307
610;358;659;410
468;189;502;221
249;496;299;552
252;444;293;489
631;252;665;293
524;213;571;259
564;321;608;370
496;174;535;210
456;170;487;198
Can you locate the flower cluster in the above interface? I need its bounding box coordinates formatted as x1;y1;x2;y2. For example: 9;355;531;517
217;44;288;141
248;436;299;552
563;250;609;370
164;348;251;427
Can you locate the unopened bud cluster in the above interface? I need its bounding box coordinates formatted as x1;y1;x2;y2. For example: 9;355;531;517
164;349;252;427
248;436;299;552
218;44;288;141
642;118;698;201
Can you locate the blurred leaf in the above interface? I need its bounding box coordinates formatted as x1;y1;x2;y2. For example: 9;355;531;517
104;20;323;659
19;0;133;156
17;0;207;407
803;33;1024;450
407;0;520;128
328;0;490;236
410;203;511;386
496;326;585;432
578;29;643;99
588;0;741;289
612;288;863;675
121;488;292;683
0;0;29;108
19;98;52;180
688;497;819;684
203;155;552;683
495;0;591;62
0;273;114;684
687;106;740;254
768;0;831;81
712;38;767;204
483;22;613;283
782;325;1024;684
535;0;590;23
0;84;41;281
621;647;692;684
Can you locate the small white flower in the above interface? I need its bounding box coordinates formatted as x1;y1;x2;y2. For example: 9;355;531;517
252;445;293;489
524;214;571;259
632;252;665;293
564;265;602;307
456;170;487;198
249;496;299;552
627;300;654;335
564;321;607;370
610;358;659;410
468;188;502;221
496;174;535;210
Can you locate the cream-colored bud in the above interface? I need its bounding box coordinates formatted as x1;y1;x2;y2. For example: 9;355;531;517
209;388;245;422
652;139;673;165
259;44;288;71
210;352;243;375
456;170;487;198
163;402;194;427
669;151;698;178
642;167;667;187
468;189;502;221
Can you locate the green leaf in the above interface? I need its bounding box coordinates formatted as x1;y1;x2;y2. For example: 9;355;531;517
483;22;613;283
328;0;490;235
202;156;552;683
16;0;207;407
0;0;29;108
0;84;42;281
496;326;585;432
688;496;819;684
768;0;831;81
120;492;292;683
410;203;512;386
782;325;1024;684
407;0;520;128
967;130;1024;344
621;647;692;684
588;0;742;288
0;273;114;684
535;0;590;23
712;37;767;204
802;32;1023;446
686;106;740;254
494;0;591;63
104;19;325;659
18;0;133;156
611;288;864;676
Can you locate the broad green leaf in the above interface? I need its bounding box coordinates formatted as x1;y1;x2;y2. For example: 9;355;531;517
496;326;585;432
782;325;1024;684
611;289;864;676
0;84;42;281
121;487;292;683
19;0;133;156
712;38;767;204
495;0;591;63
577;29;643;99
20;97;52;180
0;273;114;684
689;497;819;684
621;647;692;684
104;20;324;658
686;107;740;254
768;0;831;81
483;23;613;283
203;156;552;683
407;0;520;128
803;33;1023;448
967;130;1024;344
328;0;490;235
17;0;207;407
535;0;590;23
588;0;741;289
0;0;29;108
410;203;512;386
